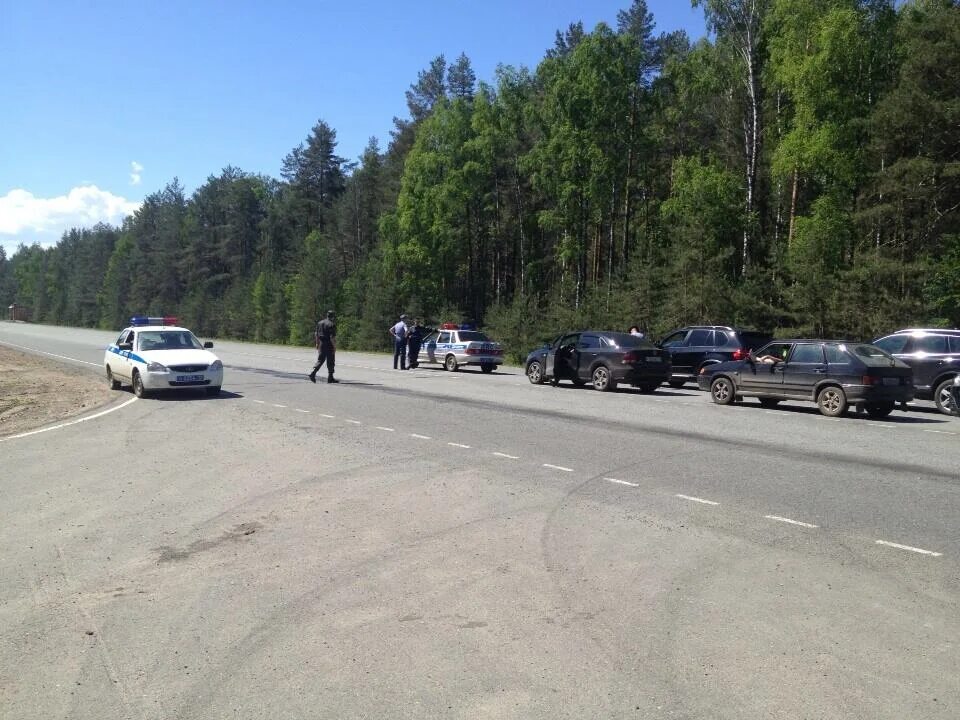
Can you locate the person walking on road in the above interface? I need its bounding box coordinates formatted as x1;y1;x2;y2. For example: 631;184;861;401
309;310;339;383
390;314;409;370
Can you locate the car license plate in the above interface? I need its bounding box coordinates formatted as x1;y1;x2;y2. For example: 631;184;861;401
883;377;900;386
176;374;204;382
645;356;662;362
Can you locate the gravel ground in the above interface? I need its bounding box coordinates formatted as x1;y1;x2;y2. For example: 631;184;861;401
0;345;112;437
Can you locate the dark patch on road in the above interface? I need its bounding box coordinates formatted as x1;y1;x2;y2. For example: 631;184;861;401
155;522;264;563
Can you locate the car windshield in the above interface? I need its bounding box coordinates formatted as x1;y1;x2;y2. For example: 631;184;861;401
138;330;203;351
458;331;490;342
847;343;905;367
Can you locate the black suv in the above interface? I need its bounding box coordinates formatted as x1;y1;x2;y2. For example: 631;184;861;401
659;325;772;388
872;329;960;415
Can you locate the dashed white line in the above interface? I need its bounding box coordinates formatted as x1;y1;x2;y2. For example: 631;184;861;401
493;452;520;459
375;426;395;432
410;433;432;440
271;404;287;408
0;397;138;442
676;494;719;506
448;442;471;448
923;429;957;436
294;409;310;414
252;400;266;404
319;413;335;418
765;515;818;529
543;463;573;472
606;478;639;487
867;423;897;429
875;540;942;557
345;420;362;425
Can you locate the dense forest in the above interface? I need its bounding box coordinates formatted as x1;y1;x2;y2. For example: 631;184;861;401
2;0;958;360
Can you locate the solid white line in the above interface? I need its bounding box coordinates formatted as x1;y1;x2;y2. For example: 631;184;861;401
271;404;287;408
875;540;942;557
0;397;138;443
676;494;719;506
493;452;519;459
0;340;100;367
410;433;432;439
345;420;362;425
543;463;573;472
448;442;471;448
606;478;639;487
765;515;818;529
319;413;335;418
294;409;310;414
375;426;395;432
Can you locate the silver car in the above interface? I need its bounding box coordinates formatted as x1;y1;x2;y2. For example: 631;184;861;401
418;326;504;373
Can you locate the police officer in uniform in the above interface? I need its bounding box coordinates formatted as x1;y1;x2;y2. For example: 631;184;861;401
308;310;339;383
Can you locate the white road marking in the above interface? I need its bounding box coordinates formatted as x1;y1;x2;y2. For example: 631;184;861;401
543;463;573;472
867;423;897;429
676;494;719;506
493;452;519;459
319;413;335;418
410;434;432;440
0;397;138;443
294;409;310;414
346;420;362;425
606;478;639;487
271;404;287;408
923;429;957;436
0;340;100;367
875;540;942;557
765;515;818;529
252;400;266;404
375;426;395;432
448;442;471;448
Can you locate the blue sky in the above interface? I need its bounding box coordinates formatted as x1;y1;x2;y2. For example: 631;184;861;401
0;1;705;257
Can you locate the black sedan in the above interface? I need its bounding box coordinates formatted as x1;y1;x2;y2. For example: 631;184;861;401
696;339;914;418
525;331;671;392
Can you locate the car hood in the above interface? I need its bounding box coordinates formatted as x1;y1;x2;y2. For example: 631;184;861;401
140;348;219;366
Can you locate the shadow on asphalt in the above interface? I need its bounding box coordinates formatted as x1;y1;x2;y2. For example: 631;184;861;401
146;389;245;401
739;401;954;424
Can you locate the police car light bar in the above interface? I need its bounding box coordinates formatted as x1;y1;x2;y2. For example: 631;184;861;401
130;316;178;326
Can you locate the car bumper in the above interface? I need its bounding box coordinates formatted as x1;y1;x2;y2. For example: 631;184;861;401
142;368;224;390
614;365;671;384
842;384;914;403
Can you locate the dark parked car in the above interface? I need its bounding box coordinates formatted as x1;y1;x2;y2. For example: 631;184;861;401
952;376;960;416
659;325;773;388
525;331;671;392
871;328;960;415
697;340;914;418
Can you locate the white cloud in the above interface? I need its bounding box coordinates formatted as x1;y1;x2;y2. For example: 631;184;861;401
0;185;141;237
130;161;144;186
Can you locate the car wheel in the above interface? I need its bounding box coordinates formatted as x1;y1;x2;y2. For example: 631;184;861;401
758;398;780;408
817;386;847;417
132;370;148;399
206;386;221;397
934;378;957;416
865;401;894;418
480;363;495;373
526;360;545;384
444;354;458;372
668;379;686;389
638;382;660;393
592;365;616;392
710;376;735;405
106;366;121;390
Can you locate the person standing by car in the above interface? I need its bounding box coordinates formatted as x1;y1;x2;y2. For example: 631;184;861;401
309;310;338;384
407;319;429;369
390;314;409;370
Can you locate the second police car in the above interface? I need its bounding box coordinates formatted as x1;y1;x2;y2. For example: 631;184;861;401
104;317;223;398
418;323;504;372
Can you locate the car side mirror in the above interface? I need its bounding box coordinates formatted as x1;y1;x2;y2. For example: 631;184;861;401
204;341;214;349
119;342;132;351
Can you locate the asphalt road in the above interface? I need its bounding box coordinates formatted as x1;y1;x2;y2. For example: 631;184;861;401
2;321;958;719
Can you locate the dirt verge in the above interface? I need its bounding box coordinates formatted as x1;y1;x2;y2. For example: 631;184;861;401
0;345;113;437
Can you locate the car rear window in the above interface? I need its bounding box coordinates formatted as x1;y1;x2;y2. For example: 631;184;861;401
458;331;490;342
849;344;904;367
607;333;657;349
738;332;772;350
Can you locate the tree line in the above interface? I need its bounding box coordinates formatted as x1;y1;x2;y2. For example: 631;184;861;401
2;0;957;361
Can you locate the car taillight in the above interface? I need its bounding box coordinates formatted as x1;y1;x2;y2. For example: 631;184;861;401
732;349;745;360
465;347;479;355
862;375;876;385
622;351;638;364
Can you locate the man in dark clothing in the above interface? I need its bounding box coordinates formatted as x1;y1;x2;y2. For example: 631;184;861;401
309;310;339;383
407;319;429;369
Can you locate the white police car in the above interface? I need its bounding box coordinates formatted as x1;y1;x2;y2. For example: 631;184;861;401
104;317;223;398
418;323;504;373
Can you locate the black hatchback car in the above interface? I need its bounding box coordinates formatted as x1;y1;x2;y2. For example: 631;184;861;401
658;325;773;388
871;328;960;415
697;339;914;417
525;331;671;392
